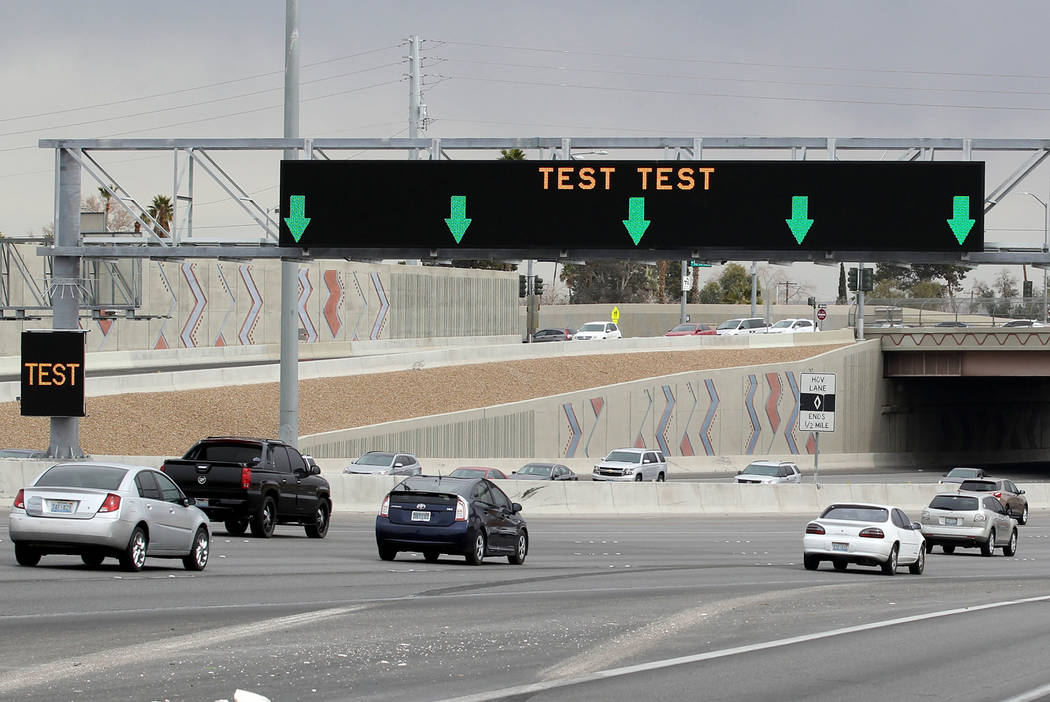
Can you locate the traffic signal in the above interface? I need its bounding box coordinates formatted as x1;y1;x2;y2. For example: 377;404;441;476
1024;280;1034;298
847;267;858;292
533;277;544;297
861;268;874;292
518;274;527;298
807;296;816;307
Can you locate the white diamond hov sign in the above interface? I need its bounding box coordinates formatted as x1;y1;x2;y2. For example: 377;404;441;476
798;372;835;432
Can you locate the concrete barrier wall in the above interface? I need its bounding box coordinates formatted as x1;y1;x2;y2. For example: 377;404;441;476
2;459;1047;517
299;333;881;460
0;248;518;354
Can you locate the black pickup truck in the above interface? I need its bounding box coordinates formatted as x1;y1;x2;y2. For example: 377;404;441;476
160;437;332;539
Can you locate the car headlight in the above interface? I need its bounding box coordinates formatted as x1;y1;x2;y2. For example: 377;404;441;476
593;466;600;473
623;467;634;473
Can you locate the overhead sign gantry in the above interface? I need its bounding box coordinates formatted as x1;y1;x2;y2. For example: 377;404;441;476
279;160;984;258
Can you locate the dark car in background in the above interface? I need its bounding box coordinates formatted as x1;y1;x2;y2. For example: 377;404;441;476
448;467;508;480
509;463;578;481
375;476;527;565
530;328;575;342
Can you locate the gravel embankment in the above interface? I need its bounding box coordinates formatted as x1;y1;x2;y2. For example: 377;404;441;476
0;344;845;456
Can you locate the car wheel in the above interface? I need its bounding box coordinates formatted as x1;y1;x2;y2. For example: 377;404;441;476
81;552;105;568
378;544;397;561
909;545;926;575
249;496;276;538
14;544;41;567
881;544;899;575
981;529;996;557
803;554;819;570
1019;505;1029;526
224;519;248;536
465;531;486;565
833;560;848;571
1003;529;1018;557
634;473;643;482
423;550;440;563
943;545;956;554
182;527;210;571
119;526;148;572
656;472;665;482
508;533;528;565
305;502;329;539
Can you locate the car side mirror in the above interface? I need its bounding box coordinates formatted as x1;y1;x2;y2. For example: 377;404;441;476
309;465;321;476
511;503;522;514
1019;489;1025;495
911;522;922;530
183;496;196;507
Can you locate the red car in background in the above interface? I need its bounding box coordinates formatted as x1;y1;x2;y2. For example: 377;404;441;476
448;467;509;480
664;323;716;336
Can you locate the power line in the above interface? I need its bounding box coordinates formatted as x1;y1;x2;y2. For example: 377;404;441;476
0;43;403;124
442;58;1050;99
436;39;1050;82
444;74;1050;113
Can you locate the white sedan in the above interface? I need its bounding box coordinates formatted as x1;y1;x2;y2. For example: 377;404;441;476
765;318;816;334
802;502;925;575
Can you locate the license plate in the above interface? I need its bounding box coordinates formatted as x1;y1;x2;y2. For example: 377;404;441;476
195;498;209;507
411;511;431;522
945;517;958;525
50;500;74;514
832;542;848;552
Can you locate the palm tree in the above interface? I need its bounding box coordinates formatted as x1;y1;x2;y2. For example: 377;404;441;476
499;148;526;160
147;194;173;238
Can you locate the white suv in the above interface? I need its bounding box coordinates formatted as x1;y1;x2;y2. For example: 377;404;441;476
736;460;802;484
716;317;768;335
573;321;622;340
592;448;667;482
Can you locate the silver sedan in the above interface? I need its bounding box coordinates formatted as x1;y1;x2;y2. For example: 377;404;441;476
9;462;210;572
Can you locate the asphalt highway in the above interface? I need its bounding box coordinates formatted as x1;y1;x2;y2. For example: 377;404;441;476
3;508;1050;702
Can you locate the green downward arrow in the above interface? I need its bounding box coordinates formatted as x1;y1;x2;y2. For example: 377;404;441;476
623;197;650;245
445;195;471;244
947;195;975;245
284;195;310;243
785;195;813;245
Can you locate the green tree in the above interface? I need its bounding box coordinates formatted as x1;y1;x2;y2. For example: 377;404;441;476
147;194;173;238
908;281;944;298
499;148;526;160
697;280;721;304
911;264;969;297
561;261;657;303
837;263;847;304
717;263;761;304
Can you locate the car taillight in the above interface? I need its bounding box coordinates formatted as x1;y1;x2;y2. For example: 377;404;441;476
13;489;25;509
859;527;884;538
241;466;251;490
455;495;468;521
805;522;825;535
379;496;390;517
97;493;121;513
994;491;1002;499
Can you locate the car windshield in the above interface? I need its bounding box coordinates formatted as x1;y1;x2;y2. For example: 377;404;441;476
605;451;641;463
947;468;980;478
959;480;996;492
742;463;781;476
821;505;889;522
356;453;394;466
771;320;794;328
669;324;696;332
930;494;979;511
717;319;742;330
450;468;485;479
35;464;128;490
519;464;553;476
579;323;605;332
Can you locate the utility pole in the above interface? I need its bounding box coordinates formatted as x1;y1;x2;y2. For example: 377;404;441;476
857;262;866;340
750;261;758;318
680;260;688;324
408;35;423;159
278;0;300;447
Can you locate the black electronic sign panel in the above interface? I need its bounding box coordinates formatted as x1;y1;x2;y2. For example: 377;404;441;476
21;330;86;417
279;160;984;254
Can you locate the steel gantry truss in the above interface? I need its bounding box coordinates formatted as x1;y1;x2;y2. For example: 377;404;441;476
35;136;1050;265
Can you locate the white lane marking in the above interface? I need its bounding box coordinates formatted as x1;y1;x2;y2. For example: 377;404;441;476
0;604;369;695
1001;682;1050;702
432;594;1050;702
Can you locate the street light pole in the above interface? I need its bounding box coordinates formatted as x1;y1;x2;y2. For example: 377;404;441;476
1023;191;1048;324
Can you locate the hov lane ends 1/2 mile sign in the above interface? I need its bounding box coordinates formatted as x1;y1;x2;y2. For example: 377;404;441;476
798;372;835;432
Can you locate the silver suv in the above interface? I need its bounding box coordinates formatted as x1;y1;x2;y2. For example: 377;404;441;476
592;448;667;482
736;460;802;484
716;317;768;336
920;493;1018;557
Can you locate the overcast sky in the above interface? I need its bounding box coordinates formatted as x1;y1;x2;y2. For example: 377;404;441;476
3;1;1050;299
